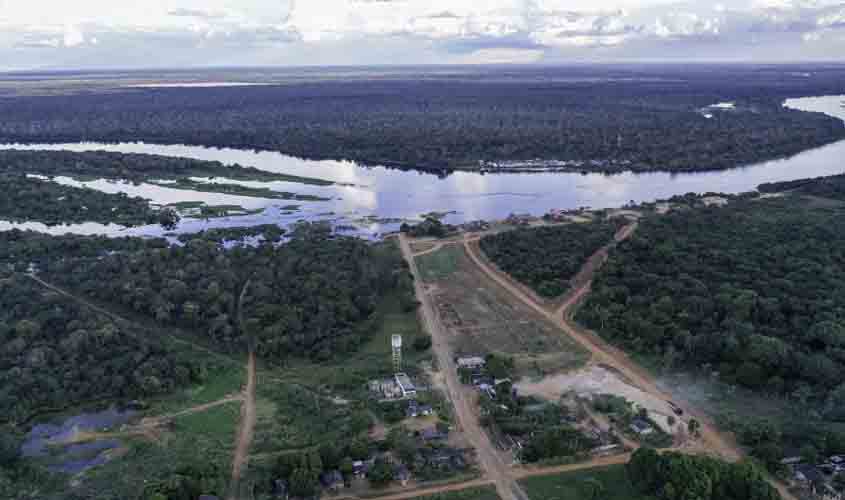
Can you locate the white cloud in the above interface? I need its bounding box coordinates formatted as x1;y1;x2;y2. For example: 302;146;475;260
0;0;844;67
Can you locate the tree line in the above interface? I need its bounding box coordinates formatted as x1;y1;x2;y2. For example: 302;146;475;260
0;65;843;174
759;173;845;200
480;219;624;298
0;174;176;227
627;448;781;500
0;149;328;185
32;224;415;361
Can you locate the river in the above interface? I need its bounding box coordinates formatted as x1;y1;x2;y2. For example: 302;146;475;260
1;95;843;238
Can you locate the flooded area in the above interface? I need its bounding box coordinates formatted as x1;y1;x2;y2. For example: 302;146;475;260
1;95;843;237
21;407;136;474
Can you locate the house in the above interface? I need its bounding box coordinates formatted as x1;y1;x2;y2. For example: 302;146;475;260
457;356;486;370
352;460;369;478
320;470;344;492
418;405;434;416
421;427;448;441
406;400;419;418
393;465;411;486
630;418;654;436
394;373;417;398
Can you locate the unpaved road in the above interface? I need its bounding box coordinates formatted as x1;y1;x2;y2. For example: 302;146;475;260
412;242;445;257
399;234;530;500
228;280;256;500
463;228;741;462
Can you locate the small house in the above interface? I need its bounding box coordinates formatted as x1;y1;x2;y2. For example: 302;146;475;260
457;356;486;370
421;427;448;441
393;465;411;486
352;460;368;478
418;405;434;416
630;418;654;436
394;373;417;398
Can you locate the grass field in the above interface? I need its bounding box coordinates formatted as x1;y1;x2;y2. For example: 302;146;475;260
519;465;654;500
411;485;501;500
417;245;463;282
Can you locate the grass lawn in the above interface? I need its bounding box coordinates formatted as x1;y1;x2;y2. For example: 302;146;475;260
411;486;500;500
417;245;463;282
519;465;656;500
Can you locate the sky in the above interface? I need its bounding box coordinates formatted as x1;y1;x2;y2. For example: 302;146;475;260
1;0;844;70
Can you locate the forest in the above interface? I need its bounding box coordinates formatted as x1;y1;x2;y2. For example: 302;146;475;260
627;448;780;500
480;219;624;298
576;195;845;408
0;174;167;227
31;224;415;361
0;149;330;185
759;173;845;200
0;65;843;174
0;275;204;425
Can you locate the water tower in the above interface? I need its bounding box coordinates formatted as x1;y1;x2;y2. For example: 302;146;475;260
391;335;403;373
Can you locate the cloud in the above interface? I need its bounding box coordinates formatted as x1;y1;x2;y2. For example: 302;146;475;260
1;0;845;68
168;8;226;20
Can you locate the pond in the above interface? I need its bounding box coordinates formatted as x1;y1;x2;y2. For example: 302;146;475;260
2;95;843;237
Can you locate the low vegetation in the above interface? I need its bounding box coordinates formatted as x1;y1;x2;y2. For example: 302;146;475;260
519;464;652;500
480;219;624;297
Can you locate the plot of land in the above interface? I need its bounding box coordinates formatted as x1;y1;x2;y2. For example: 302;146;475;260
519;465;650;500
421;244;588;378
516;365;683;434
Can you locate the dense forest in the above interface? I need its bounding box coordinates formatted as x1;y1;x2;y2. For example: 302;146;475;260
0;66;843;173
0;149;330;185
0;275;203;424
480;219;624;298
0;174;164;226
29;224;414;361
627;448;781;500
576;195;845;409
759;173;845;200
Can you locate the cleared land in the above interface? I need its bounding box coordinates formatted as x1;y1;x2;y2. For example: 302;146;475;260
416;245;589;378
519;465;649;500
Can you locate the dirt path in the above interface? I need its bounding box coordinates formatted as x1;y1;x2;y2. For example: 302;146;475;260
399;235;531;500
514;453;631;478
463;231;741;462
334;478;495;500
412;242;445;257
228;280;257;500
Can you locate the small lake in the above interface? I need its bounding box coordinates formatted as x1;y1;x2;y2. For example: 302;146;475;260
2;95;843;237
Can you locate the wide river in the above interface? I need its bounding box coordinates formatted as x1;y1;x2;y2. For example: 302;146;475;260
1;95;843;237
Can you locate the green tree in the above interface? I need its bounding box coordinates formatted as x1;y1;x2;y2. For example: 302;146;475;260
368;457;393;486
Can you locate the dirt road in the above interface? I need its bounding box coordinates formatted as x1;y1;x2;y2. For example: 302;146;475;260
399;235;531;500
462;230;742;463
229;281;257;500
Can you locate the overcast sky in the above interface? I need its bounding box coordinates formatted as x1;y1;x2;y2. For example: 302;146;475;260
1;0;844;70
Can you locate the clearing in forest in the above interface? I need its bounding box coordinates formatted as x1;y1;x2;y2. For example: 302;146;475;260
421;244;589;378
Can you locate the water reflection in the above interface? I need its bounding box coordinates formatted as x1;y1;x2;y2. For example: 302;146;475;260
2;95;843;236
